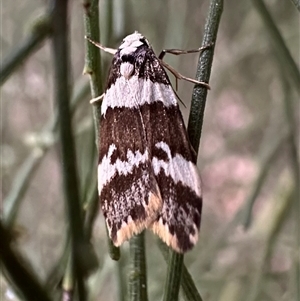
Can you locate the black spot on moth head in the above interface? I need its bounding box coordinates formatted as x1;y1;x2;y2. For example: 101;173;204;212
105;31;170;90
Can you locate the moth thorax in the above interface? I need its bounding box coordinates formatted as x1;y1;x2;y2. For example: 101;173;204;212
120;62;135;79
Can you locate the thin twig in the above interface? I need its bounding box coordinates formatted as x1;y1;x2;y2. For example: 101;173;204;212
129;232;148;301
163;250;184;301
163;1;223;301
187;0;223;153
50;0;86;299
83;0;120;261
252;0;300;94
0;14;52;86
3;150;44;228
158;241;203;301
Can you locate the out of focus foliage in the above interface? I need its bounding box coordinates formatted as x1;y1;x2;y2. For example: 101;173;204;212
1;1;299;301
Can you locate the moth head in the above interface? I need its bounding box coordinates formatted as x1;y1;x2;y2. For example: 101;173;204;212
119;31;150;79
119;31;149;55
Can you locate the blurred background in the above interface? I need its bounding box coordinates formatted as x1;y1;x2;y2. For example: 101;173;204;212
1;0;299;301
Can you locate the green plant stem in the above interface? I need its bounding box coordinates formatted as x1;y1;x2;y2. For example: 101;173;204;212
116;254;127;301
252;0;300;94
83;181;98;238
83;0;103;99
158;242;203;301
128;232;148;301
51;0;86;299
0;222;52;301
3;150;44;228
163;1;223;301
163;251;183;301
0;14;52;86
105;226;121;261
83;0;120;261
180;268;203;301
187;0;223;153
3;81;90;299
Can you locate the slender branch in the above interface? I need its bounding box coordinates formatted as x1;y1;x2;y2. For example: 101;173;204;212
158;242;203;301
187;0;223;153
116;254;127;301
0;14;52;86
83;0;120;261
83;180;98;238
50;0;86;299
3;81;90;298
163;1;223;301
3;149;44;228
252;0;300;94
0;222;52;301
128;232;148;301
180;265;203;301
163;250;184;301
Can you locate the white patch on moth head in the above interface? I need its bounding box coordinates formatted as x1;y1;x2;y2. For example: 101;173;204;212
152;141;202;197
119;31;149;56
120;62;135;79
102;77;177;115
98;144;149;194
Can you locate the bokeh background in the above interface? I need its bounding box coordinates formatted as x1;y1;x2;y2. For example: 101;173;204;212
1;1;299;301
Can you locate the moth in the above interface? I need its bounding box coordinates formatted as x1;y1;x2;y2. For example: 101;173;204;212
89;32;208;253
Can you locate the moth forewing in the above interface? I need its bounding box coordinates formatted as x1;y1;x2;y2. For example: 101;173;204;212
96;31;203;252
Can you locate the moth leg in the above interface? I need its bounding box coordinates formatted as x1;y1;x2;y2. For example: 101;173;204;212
160;59;211;89
90;93;104;104
85;36;117;55
158;43;213;60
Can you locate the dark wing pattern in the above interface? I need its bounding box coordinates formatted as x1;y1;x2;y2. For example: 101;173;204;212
98;31;202;252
